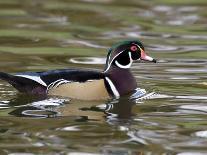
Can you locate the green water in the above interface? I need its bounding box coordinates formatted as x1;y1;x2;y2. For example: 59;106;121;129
0;0;207;154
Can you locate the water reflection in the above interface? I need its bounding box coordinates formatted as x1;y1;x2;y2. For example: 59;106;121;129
5;88;161;119
69;57;105;65
7;95;134;120
0;0;207;154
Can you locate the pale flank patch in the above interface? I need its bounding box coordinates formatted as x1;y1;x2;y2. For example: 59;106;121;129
47;79;110;100
200;82;207;86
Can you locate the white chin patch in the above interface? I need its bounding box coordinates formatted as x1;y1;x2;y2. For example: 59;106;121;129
115;52;133;69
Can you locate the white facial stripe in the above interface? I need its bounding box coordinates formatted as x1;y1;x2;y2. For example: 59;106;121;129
105;77;120;98
104;50;125;72
15;74;47;86
105;50;134;71
136;45;143;52
105;43;143;72
132;43;140;49
132;44;144;54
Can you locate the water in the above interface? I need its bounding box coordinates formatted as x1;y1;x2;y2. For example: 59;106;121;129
0;0;207;154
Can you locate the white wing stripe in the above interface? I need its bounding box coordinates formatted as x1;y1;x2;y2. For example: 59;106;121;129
53;80;70;88
48;79;64;89
15;74;47;86
46;79;71;92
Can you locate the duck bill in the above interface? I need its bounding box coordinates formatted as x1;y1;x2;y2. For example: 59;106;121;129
140;49;156;63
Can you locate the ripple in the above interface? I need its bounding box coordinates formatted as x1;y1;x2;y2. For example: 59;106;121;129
181;45;207;51
69;57;106;64
118;126;129;131
39;16;68;25
153;5;172;12
9;153;35;155
130;88;146;100
134;92;172;103
181;35;207;40
16;23;41;29
57;125;81;131
21;110;57;118
81;0;112;3
178;6;198;12
178;153;207;155
166;68;207;73
127;131;148;145
195;130;207;138
176;96;207;100
179;104;207;113
0;0;207;153
29;98;69;108
150;45;207;52
170;76;200;80
102;31;178;40
63;40;107;48
67;153;101;155
167;15;199;26
148;44;179;51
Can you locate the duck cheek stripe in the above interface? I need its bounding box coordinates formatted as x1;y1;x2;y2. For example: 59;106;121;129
115;52;133;69
105;77;120;98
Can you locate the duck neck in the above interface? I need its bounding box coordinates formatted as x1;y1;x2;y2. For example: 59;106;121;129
105;66;137;96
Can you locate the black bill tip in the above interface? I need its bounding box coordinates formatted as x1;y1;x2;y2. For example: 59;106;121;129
152;59;157;63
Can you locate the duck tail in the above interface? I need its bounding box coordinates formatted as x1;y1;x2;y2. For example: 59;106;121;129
0;72;14;83
0;72;46;95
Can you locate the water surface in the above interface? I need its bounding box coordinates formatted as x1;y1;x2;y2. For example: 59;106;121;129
0;0;207;154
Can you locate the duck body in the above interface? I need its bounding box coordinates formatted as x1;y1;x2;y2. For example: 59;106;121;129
0;40;156;100
0;69;107;100
0;68;136;100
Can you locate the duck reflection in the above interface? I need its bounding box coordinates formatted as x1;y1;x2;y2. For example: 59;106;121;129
8;94;135;121
6;88;148;120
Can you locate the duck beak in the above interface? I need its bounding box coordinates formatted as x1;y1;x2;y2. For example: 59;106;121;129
140;49;156;63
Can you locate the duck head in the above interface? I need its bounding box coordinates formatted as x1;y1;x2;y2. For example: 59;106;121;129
104;40;156;72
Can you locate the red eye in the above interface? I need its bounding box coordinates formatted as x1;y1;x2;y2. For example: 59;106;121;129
130;46;137;52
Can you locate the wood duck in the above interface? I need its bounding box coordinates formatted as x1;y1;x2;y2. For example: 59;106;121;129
0;40;156;100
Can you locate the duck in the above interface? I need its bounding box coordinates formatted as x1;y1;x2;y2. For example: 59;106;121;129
0;40;156;100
